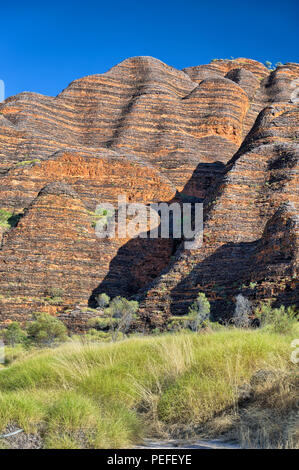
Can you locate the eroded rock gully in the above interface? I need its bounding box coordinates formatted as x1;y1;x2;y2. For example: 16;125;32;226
0;57;298;329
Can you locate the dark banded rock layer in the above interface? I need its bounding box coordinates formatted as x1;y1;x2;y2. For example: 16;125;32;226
0;57;298;328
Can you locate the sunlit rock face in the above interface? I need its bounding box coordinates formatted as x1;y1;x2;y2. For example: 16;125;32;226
0;57;298;328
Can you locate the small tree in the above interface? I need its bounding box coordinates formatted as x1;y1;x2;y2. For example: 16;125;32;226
27;313;67;347
96;293;110;309
187;293;211;331
233;294;251;327
105;297;139;341
3;322;27;347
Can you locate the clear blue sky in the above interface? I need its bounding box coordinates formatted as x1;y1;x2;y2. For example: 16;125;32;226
1;0;298;98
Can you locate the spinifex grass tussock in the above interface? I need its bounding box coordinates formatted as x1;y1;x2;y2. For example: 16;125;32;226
0;328;297;448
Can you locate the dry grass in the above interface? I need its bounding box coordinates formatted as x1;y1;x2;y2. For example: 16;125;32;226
201;367;299;448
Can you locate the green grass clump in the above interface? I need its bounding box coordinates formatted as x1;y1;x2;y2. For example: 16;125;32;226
0;328;297;448
15;159;41;167
0;390;47;433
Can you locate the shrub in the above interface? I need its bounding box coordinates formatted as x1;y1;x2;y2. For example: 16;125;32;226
2;322;27;347
48;288;64;298
27;313;67;346
104;297;139;341
167;316;189;332
90;208;114;229
44;287;64;305
87;316;118;330
96;293;110;309
233;294;251;327
255;302;298;334
0;209;22;231
265;60;274;70
187;293;211;331
46;297;63;305
73;329;113;343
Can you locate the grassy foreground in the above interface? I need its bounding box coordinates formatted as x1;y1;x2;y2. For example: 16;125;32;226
0;327;298;449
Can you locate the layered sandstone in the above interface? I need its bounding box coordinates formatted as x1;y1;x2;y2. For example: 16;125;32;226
0;57;298;328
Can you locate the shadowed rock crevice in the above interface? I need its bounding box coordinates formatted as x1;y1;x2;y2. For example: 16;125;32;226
88;160;227;307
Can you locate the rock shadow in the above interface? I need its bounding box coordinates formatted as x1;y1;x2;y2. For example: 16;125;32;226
88;161;225;307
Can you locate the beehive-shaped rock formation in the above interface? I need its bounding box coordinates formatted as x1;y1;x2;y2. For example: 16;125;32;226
0;57;298;328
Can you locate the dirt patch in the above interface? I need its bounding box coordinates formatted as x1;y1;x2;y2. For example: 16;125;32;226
0;425;43;449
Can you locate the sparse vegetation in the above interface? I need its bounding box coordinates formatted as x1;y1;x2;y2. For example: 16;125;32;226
0;209;22;231
15;159;41;167
103;296;139;341
44;287;64;305
88;295;139;341
89;208;114;229
255;302;297;334
265;60;275;71
264;60;282;71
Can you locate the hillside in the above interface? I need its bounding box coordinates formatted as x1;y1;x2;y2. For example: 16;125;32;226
0;57;298;329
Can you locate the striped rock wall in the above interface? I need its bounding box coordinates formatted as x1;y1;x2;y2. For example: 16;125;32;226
0;57;298;328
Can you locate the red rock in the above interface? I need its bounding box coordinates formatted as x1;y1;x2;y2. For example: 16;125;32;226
0;57;298;329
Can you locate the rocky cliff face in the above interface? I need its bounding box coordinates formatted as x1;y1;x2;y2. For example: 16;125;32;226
0;57;298;328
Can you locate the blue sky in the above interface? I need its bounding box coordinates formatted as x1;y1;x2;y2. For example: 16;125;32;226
1;0;298;98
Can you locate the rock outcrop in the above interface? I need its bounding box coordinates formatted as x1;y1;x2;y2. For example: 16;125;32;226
0;57;298;328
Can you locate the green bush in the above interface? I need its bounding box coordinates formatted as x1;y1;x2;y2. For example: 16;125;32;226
48;288;64;298
104;297;139;341
27;313;68;346
87;317;118;330
167;316;189;332
255;302;298;334
44;287;64;305
96;293;110;308
187;293;211;331
0;209;22;230
87;296;139;341
166;294;212;333
2;322;27;347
